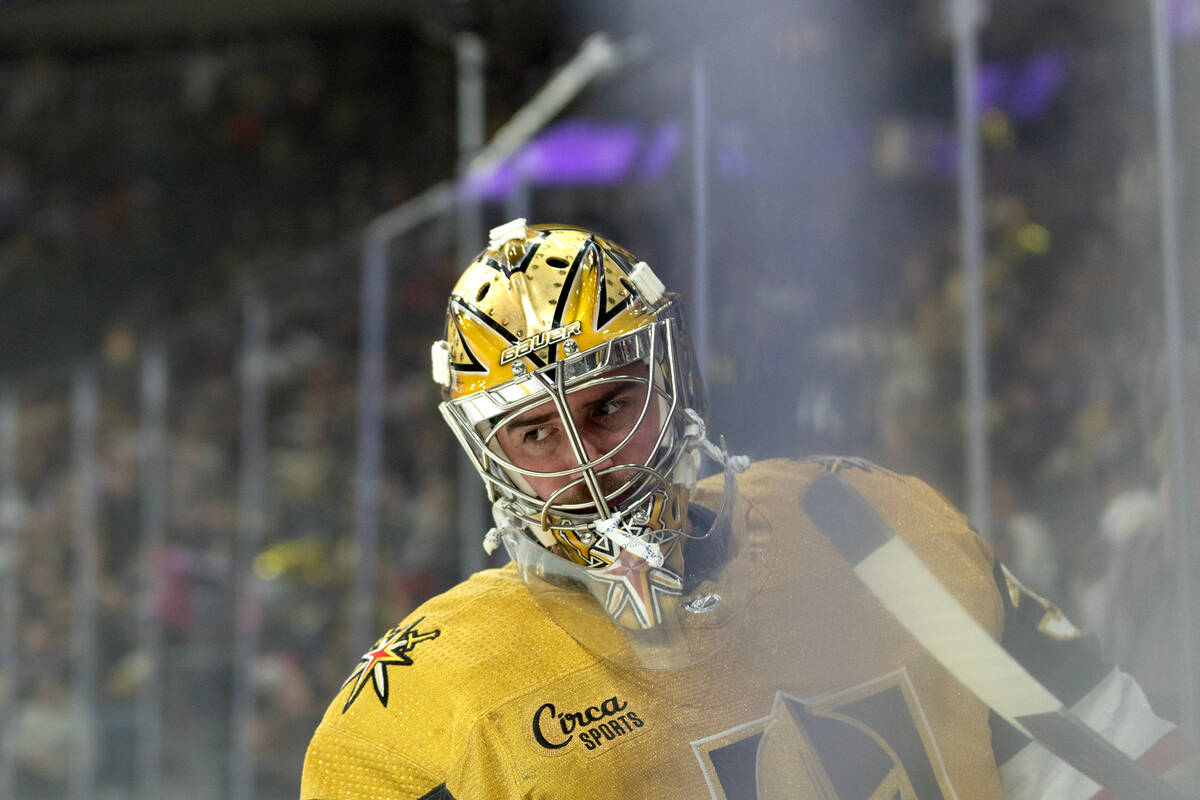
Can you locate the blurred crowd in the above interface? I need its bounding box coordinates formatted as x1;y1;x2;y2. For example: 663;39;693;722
0;30;466;798
0;31;456;374
4;245;462;799
3;3;1200;798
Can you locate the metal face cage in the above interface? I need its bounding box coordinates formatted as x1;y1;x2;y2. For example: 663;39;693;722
440;308;704;544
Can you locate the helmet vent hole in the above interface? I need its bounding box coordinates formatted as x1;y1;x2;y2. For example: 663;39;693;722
476;283;491;302
546;257;570;269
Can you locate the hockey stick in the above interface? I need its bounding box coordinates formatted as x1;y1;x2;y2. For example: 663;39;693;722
801;472;1189;800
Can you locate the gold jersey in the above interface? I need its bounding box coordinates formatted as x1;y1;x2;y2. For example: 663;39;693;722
301;458;1159;799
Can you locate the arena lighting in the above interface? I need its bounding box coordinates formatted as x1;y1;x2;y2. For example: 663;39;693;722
640;120;681;180
463;53;1068;201
520;119;641;182
1170;0;1200;39
463;119;672;199
977;51;1068;121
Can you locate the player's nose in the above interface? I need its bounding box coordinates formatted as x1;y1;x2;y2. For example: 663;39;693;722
579;431;623;472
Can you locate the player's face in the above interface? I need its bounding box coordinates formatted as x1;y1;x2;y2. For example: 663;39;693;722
493;364;660;505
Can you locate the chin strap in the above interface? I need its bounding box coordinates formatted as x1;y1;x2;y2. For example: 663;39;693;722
482;528;503;556
594;511;665;567
682;408;750;474
483;503;529;556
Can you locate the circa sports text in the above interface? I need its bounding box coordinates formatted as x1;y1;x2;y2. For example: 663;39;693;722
532;695;644;751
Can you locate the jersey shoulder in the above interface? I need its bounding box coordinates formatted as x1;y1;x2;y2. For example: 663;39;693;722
304;564;591;795
700;455;971;538
700;456;1001;632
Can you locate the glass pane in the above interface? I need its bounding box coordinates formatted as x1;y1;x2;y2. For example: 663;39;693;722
253;254;361;796
162;311;239;799
377;214;462;630
93;346;142;798
12;377;72;800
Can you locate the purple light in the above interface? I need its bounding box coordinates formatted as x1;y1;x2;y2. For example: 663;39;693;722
462;160;516;201
638;121;681;181
1009;53;1068;120
1171;0;1200;39
975;51;1068;120
516;120;641;184
976;62;1009;113
461;119;649;200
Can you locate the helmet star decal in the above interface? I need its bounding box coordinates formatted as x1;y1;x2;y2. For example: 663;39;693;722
589;549;685;630
341;617;440;713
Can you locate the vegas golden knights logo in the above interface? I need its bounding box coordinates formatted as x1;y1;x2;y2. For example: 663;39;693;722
692;672;956;800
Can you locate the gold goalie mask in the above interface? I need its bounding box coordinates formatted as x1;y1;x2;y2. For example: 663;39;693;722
433;221;759;669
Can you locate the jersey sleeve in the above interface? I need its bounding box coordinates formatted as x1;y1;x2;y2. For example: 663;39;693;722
301;717;529;800
299;568;558;800
989;561;1195;800
300;721;447;800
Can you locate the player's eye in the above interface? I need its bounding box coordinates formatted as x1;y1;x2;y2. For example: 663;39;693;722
523;425;553;443
594;399;626;417
590;388;642;431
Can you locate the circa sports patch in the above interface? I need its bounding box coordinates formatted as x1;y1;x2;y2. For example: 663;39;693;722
341;616;441;713
528;693;648;756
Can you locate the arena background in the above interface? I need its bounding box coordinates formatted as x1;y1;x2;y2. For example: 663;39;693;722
1;0;1199;797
